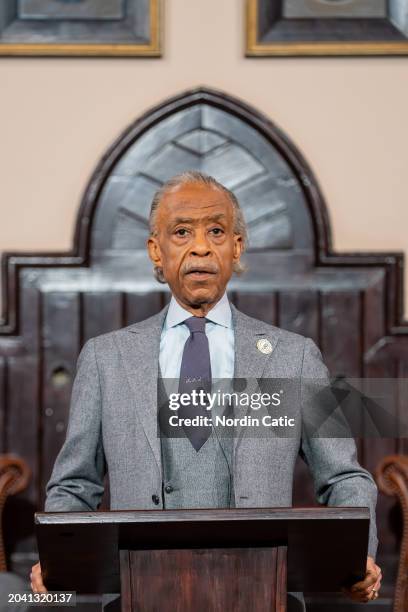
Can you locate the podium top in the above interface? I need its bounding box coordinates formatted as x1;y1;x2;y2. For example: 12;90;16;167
36;506;367;525
35;507;369;593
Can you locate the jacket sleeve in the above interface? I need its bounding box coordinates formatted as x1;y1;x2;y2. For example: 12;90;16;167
45;338;106;511
300;338;378;559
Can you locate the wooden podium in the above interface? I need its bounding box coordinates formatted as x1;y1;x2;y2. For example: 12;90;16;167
35;507;369;612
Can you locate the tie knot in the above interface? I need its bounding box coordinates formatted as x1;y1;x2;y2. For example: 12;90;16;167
184;316;207;334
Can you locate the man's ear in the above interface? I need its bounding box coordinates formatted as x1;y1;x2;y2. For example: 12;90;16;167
147;235;163;268
232;234;243;263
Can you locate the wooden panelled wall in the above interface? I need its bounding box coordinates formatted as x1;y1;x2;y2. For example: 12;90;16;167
0;89;407;581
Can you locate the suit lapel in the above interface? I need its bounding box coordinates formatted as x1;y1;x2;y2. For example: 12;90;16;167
114;306;169;473
230;303;280;453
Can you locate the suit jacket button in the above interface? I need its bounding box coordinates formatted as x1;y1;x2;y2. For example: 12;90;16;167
164;485;173;494
152;494;160;505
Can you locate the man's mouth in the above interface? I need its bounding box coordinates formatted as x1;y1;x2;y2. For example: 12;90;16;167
185;268;217;279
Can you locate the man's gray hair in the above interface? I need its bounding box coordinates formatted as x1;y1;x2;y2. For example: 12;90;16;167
148;171;248;284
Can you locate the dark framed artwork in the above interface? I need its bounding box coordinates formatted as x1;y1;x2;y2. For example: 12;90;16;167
246;0;408;56
0;0;161;56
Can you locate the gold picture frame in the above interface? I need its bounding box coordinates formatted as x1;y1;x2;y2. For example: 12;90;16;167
246;0;408;57
0;0;161;57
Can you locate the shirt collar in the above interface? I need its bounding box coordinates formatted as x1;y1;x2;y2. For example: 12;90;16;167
165;292;232;330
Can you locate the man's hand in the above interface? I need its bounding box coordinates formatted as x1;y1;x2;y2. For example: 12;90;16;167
30;561;47;593
342;556;382;603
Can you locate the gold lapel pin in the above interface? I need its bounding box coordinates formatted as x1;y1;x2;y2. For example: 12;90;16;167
256;338;272;354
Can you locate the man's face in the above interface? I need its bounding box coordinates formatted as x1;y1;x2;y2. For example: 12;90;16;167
147;182;243;314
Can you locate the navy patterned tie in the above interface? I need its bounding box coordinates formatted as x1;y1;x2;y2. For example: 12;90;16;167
178;316;212;451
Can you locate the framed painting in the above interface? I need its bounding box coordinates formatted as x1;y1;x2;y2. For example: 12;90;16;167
0;0;161;56
246;0;408;56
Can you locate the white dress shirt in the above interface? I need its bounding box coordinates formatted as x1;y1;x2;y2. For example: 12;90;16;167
159;291;235;380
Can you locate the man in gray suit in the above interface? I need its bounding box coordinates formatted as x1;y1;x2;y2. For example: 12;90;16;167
31;171;382;606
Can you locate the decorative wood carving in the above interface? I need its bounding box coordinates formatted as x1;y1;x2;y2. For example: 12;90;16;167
376;456;408;612
0;455;30;571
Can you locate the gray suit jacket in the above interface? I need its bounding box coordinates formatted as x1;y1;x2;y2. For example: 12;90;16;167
45;303;378;558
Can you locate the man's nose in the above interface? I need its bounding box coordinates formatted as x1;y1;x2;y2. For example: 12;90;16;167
191;230;212;256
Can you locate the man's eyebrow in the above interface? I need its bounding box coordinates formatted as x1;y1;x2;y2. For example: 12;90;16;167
171;217;194;225
206;213;227;222
170;213;228;225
